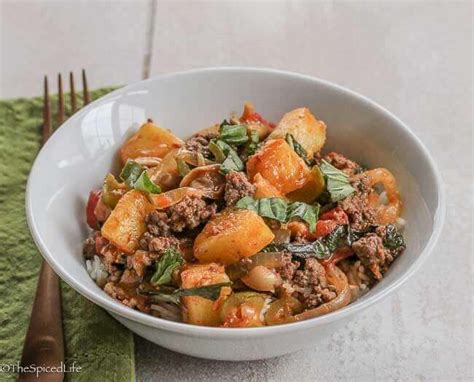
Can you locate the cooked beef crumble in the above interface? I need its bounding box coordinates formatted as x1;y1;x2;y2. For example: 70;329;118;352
324;152;361;176
224;171;255;206
352;233;394;280
168;195;217;232
280;257;337;308
144;195;217;236
139;233;180;253
339;174;376;231
184;131;218;158
82;231;99;259
278;253;300;280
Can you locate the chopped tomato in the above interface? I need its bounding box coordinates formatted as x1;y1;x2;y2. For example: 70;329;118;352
311;207;349;239
95;235;109;254
322;246;354;266
243;111;275;129
240;102;275;129
319;207;349;225
86;190;102;229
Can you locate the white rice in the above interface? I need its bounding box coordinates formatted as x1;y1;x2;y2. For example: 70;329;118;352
86;255;108;287
151;303;182;321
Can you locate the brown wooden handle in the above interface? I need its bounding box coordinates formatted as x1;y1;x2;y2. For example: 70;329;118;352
19;261;64;381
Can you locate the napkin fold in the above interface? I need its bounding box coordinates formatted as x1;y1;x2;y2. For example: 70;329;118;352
0;88;135;382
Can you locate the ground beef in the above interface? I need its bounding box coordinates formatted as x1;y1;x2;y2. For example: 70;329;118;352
127;250;153;278
351;233;394;280
280;257;337;308
82;231;98;259
224;171;255;206
144;195;217;236
139;233;180;254
278;253;300;280
104;281;150;313
324;152;361;176
184;132;218;158
145;211;171;237
167;195;217;232
338;174;376;231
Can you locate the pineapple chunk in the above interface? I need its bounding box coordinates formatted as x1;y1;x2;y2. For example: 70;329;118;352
269;107;326;158
120;121;183;164
246;139;311;195
194;208;274;265
101;190;152;253
181;263;230;326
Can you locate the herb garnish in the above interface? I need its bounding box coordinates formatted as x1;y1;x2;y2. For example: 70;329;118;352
285;133;312;166
236;196;319;232
120;160;161;194
150;248;184;286
219;123;249;145
263;224;363;260
319;160;355;202
142;283;232;305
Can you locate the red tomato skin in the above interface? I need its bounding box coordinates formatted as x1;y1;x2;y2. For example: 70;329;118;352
86;190;102;229
319;207;349;225
243;111;275;129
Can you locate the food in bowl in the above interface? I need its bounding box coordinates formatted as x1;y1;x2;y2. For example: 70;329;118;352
83;102;406;327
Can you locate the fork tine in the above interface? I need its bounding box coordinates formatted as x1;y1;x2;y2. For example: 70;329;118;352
57;73;65;124
82;69;90;105
69;71;77;113
42;76;52;145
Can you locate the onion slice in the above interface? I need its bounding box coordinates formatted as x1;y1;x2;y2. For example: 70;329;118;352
148;187;204;209
179;164;225;199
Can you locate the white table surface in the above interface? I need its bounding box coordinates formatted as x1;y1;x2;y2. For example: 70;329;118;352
1;1;472;381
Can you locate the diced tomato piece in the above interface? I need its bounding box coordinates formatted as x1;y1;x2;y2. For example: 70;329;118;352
314;219;339;239
322;246;354;266
86;190;102;229
95;235;109;254
319;207;349;225
241;110;275;129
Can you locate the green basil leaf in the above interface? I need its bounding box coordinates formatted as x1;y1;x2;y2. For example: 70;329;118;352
236;197;287;222
235;196;258;211
220;148;244;174
150;248;183;286
285;133;312;166
176;158;191;176
148;283;232;305
120;160;144;188
219;123;248;145
246;129;260;156
236;197;320;228
133;170;162;194
287;202;320;232
263;224;352;261
119;159;161;194
209;139;232;163
320;160;355;202
383;224;406;249
324;225;347;252
257;198;288;222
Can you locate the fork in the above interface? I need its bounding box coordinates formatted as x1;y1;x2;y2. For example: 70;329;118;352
19;70;91;382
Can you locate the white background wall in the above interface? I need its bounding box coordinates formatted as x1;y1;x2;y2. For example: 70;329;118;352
1;1;472;381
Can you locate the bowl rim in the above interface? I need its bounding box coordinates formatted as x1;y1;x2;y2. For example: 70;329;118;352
26;66;446;338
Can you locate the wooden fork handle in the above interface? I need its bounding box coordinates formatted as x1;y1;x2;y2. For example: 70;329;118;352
19;261;65;381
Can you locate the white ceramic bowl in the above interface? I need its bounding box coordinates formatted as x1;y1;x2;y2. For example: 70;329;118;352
26;67;445;361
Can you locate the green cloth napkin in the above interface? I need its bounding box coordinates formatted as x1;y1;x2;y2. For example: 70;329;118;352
0;89;135;382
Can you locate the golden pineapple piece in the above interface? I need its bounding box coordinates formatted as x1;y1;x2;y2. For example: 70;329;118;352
101;190;153;253
193;208;275;265
269;107;326;158
120;121;183;164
